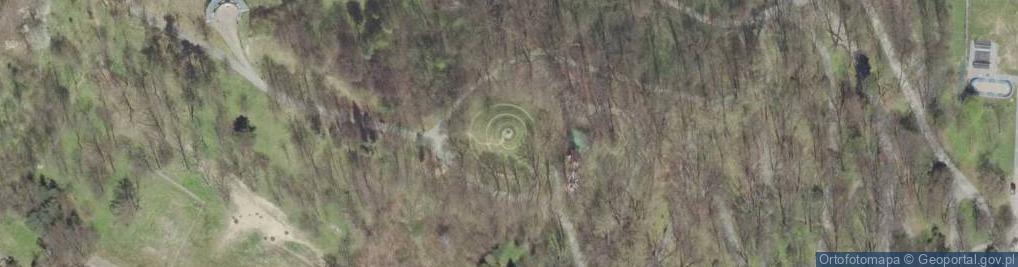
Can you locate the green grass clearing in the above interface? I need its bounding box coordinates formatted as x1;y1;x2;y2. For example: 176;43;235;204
0;214;41;267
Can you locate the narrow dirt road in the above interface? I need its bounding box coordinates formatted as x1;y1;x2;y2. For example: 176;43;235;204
377;52;545;168
812;31;898;252
813;8;904;250
155;170;206;205
551;171;587;267
809;21;841;252
85;256;121;267
861;0;993;247
713;197;746;265
658;0;781;29
862;0;982;203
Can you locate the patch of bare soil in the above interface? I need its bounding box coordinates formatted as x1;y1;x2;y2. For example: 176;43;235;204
0;0;48;52
220;180;323;266
657;0;781;29
85;256;121;267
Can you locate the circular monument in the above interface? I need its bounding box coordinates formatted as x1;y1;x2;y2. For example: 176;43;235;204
470;103;535;157
466;103;539;198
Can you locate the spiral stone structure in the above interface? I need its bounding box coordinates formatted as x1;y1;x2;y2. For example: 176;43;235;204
466;103;539;198
469;103;535;157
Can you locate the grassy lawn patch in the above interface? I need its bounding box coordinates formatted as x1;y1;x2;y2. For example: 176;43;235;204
219;74;294;168
0;214;41;267
967;0;1018;73
948;0;967;65
482;241;528;267
959;199;991;245
90;164;227;266
943;97;1014;180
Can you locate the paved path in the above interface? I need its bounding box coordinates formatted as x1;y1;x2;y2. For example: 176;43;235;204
210;3;268;92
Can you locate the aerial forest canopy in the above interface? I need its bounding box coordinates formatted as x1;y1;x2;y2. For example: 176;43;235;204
0;0;1014;266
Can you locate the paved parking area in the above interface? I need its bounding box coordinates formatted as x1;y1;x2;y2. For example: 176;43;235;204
205;0;249;23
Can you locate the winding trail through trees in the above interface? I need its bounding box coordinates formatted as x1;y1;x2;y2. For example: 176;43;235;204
127;2;588;266
713;197;746;264
85;256;121;267
131;7;326;264
152;169;208;267
665;0;981;250
369;58;510;167
811;5;904;251
813;30;904;252
155;170;205;205
809;18;843;252
551;170;587;267
658;0;782;29
861;0;993;248
373;55;525;167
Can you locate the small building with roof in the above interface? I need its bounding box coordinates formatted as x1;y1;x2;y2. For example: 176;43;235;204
967;40;1014;99
972;40;993;70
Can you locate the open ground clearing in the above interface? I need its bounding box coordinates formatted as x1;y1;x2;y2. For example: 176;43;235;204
221;180;323;266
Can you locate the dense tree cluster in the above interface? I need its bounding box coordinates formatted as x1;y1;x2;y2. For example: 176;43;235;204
0;0;1006;265
232;115;256;133
0;173;95;266
109;177;140;221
